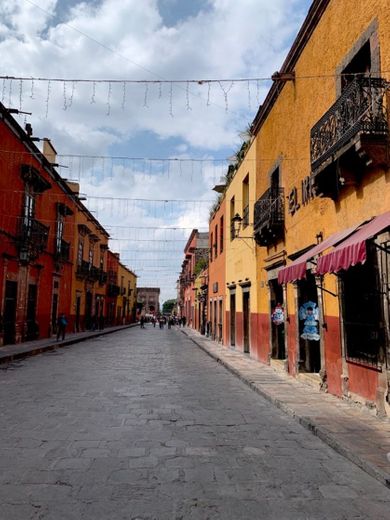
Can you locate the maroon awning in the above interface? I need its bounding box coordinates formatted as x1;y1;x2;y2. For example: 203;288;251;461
316;211;390;275
278;224;361;284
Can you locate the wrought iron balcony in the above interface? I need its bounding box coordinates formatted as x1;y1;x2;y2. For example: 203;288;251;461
76;259;91;278
108;284;120;297
19;218;49;262
55;239;70;261
99;270;108;285
90;266;101;281
253;187;284;246
311;77;388;176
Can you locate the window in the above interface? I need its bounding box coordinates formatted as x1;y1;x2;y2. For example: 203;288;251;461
210;232;213;262
220;216;224;253
56;217;64;254
77;240;83;266
341;40;371;91
23;190;35;231
88;247;93;267
214;224;218;258
230;196;235;240
242;175;249;228
341;245;383;367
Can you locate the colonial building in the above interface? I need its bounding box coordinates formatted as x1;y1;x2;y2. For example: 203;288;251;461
137;287;160;315
66;181;109;332
201;0;390;416
0;103;137;345
106;250;120;326
178;230;209;328
208;196;226;342
117;262;137;324
250;0;390;414
0;106;77;344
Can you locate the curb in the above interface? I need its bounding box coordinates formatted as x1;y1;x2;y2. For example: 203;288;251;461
0;323;139;365
181;329;390;489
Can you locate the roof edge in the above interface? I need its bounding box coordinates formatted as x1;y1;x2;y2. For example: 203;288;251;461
251;0;331;135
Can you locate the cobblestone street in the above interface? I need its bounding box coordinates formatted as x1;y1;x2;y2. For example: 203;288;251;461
1;326;389;519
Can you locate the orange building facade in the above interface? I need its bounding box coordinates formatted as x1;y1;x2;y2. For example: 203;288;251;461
0;103;137;346
208;200;226;343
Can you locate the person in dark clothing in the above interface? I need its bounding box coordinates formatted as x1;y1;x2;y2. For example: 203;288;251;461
140;316;145;329
56;313;67;341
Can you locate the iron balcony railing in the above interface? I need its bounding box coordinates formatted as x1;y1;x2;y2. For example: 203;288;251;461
99;270;108;285
254;187;284;246
76;259;91;278
108;284;120;297
19;218;49;261
311;77;388;173
55;239;70;261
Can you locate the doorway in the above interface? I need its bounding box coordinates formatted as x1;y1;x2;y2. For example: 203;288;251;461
51;293;58;335
85;291;92;329
243;290;250;354
270;279;285;359
26;284;38;340
75;295;81;332
230;292;236;347
3;281;17;345
218;299;223;342
297;273;321;373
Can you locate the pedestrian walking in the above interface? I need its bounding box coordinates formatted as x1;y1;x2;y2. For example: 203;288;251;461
56;313;67;341
140;316;145;329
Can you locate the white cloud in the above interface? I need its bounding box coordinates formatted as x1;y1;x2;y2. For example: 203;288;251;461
0;0;310;301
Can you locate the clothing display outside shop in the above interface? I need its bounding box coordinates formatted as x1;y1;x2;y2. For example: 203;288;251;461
299;301;320;341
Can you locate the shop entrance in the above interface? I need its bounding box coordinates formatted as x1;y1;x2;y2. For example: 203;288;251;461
243;290;250;354
270;279;285;360
297;273;321;373
230;292;236;347
26;284;38;340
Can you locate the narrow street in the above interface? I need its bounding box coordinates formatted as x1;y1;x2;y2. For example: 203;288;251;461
1;326;389;520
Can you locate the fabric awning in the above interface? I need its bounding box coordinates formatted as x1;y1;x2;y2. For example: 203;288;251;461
278;224;361;284
316;211;390;275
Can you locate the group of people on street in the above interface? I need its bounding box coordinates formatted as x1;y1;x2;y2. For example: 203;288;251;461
139;315;187;329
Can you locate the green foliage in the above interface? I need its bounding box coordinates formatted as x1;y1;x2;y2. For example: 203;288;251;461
194;257;208;277
162;299;177;314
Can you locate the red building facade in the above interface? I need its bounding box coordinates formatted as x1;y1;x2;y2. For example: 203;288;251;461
0;105;77;344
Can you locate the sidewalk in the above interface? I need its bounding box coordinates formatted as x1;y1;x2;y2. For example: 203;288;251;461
181;327;390;489
0;323;138;365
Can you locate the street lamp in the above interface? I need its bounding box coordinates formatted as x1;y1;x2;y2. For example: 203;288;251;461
231;213;253;239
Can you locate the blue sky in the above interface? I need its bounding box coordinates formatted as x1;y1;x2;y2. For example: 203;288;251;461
0;0;313;303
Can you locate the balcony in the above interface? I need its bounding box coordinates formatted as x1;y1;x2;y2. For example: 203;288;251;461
19;218;49;262
108;284;120;297
98;270;108;285
253;187;284;247
55;239;70;262
76;259;91;278
311;77;389;198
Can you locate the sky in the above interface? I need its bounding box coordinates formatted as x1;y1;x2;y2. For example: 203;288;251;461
0;0;312;304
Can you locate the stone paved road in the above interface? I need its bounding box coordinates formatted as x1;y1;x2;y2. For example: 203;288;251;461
0;326;389;520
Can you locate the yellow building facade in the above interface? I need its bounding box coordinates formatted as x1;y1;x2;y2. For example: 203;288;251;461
116;262;137;324
224;140;263;357
250;0;390;413
68;182;109;331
